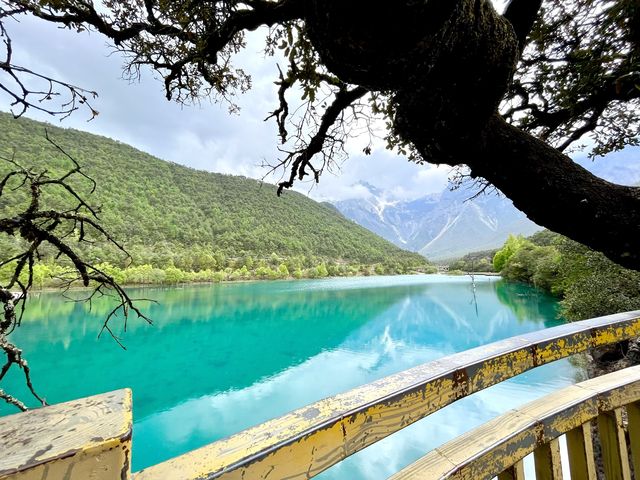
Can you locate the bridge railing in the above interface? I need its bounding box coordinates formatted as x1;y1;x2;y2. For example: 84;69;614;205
2;311;640;479
390;364;640;480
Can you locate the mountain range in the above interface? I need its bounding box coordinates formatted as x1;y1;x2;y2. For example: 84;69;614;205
334;184;540;261
4;111;637;266
333;150;640;261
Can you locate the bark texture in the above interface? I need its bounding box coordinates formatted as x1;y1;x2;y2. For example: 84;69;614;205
306;0;640;270
474;116;640;270
307;0;518;150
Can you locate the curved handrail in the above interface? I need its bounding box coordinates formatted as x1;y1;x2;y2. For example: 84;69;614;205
389;364;640;480
134;311;640;480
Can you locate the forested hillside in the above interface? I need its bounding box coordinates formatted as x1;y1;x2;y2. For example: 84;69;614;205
0;112;428;283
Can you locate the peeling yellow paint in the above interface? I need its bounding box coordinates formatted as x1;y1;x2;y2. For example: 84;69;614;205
0;389;132;480
390;365;640;480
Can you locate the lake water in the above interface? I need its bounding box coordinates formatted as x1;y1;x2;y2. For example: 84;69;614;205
2;275;580;478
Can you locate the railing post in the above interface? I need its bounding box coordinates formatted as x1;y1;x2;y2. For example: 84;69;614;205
566;422;597;480
597;408;632;480
534;437;563;480
627;401;640;476
497;460;525;480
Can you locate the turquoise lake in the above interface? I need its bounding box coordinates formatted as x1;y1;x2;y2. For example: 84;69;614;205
1;275;580;478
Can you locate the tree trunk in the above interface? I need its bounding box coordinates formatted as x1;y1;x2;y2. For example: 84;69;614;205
476;116;640;271
306;0;640;269
405;114;640;270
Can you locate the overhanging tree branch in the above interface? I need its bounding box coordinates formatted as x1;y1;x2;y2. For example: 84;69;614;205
0;15;98;119
503;0;640;156
270;84;368;195
470;115;640;270
4;0;305;104
0;134;151;411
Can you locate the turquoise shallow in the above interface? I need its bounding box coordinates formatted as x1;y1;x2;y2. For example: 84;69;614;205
2;275;579;478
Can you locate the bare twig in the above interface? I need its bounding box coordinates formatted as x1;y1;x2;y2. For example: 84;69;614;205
0;132;151;410
0;16;99;120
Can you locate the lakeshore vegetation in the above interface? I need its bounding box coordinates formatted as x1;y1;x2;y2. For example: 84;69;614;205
492;230;640;321
0;112;432;287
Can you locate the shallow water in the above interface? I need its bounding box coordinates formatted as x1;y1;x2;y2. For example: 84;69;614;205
2;275;579;477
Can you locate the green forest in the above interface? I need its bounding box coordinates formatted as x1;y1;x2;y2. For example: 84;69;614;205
0;112;430;286
493;230;640;321
447;249;497;273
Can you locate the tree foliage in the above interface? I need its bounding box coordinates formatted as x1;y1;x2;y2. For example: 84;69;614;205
448;249;498;273
492;235;529;272
494;230;640;321
504;0;640;156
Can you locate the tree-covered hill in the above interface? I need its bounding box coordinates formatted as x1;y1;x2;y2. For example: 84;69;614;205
0;112;428;281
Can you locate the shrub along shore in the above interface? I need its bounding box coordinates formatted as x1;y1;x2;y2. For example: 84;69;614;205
493;230;640;321
2;257;436;290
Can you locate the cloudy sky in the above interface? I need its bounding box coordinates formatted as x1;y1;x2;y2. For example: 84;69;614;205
1;7;638;202
1;14;455;202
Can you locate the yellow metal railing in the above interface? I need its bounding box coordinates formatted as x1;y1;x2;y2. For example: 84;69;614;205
390;364;640;480
2;311;640;479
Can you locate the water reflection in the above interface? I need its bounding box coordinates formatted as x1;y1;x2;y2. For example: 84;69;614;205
2;275;577;476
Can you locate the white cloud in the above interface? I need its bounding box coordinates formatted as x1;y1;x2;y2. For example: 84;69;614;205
311;149;452;202
1;14;455;203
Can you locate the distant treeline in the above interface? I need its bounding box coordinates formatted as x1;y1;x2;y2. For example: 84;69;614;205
447;249;498;273
0;256;434;289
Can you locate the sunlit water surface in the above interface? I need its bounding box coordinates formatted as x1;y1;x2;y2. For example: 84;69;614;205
2;275;580;478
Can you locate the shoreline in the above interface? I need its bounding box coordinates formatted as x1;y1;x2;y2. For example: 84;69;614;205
23;271;498;294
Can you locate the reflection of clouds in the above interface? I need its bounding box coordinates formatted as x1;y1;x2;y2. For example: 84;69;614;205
134;333;576;476
134;347;400;466
136;345;438;448
380;325;405;357
277;274;496;294
340;276;546;353
323;365;574;479
481;309;512;340
428;294;473;332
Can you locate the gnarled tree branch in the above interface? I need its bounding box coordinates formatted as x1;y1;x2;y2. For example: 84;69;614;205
4;0;305;104
270;84;368;195
0;133;151;411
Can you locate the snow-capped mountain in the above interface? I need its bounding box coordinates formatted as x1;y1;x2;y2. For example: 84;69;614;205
333;148;640;261
335;184;540;261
